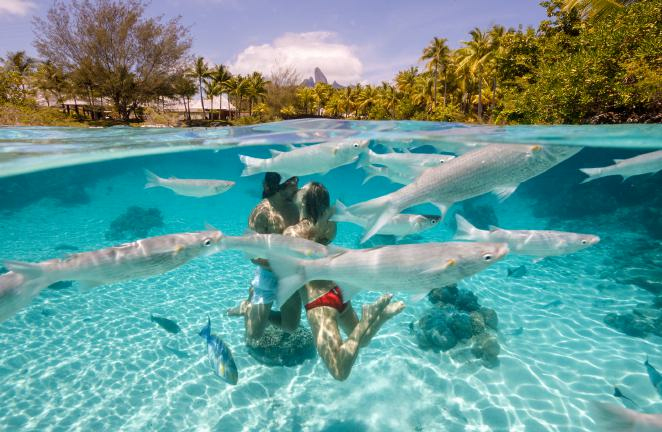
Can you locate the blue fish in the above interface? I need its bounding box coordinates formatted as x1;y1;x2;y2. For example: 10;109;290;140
613;386;639;409
645;357;662;397
507;265;527;278
199;317;238;385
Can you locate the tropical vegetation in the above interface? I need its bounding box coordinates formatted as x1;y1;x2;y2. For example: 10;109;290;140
0;0;659;125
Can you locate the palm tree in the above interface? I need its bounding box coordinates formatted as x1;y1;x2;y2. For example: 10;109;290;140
412;73;435;113
395;67;418;94
188;57;211;119
377;82;398;118
457;28;491;121
2;50;36;92
34;60;68;106
488;25;506;120
246;72;269;115
296;87;316;114
312;82;332;115
562;0;624;19
203;80;216;119
420;37;451;108
211;64;232;118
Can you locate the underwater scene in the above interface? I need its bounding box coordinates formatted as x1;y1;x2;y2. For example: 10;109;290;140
0;119;661;432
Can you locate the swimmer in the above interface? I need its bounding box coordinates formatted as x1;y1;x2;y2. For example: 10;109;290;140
227;173;302;339
284;182;405;381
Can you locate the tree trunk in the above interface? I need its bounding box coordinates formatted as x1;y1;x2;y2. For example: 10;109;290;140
490;74;497;122
210;95;214;120
477;72;483;122
198;77;206;120
443;69;447;107
433;62;438;109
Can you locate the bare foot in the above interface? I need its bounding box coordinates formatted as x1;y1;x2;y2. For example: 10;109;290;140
359;300;405;347
226;300;249;317
361;294;393;325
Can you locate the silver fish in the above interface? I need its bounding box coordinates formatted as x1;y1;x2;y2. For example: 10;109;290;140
199;317;238;385
345;144;581;243
144;170;235;197
580;149;662;184
358;149;454;179
239;139;369;177
268;242;509;306
218;232;346;260
360;164;419;185
333;200;440;240
3;230;223;294
454;214;599;257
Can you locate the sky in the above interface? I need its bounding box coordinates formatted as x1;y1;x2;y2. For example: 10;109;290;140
0;0;548;84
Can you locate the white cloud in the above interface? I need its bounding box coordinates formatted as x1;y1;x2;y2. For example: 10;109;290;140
0;0;35;16
229;32;363;85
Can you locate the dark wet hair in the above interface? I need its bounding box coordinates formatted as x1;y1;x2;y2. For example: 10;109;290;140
301;182;330;224
262;172;282;198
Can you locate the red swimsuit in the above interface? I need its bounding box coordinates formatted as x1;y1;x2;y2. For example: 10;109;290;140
305;286;348;313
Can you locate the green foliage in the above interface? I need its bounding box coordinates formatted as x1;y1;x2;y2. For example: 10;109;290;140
0;70;24;104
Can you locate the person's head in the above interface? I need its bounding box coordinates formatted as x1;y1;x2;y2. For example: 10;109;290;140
299;182;330;224
262;172;298;200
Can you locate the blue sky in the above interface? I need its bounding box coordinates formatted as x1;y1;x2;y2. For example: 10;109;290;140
0;0;548;84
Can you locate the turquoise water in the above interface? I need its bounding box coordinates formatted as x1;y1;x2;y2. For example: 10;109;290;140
0;119;661;431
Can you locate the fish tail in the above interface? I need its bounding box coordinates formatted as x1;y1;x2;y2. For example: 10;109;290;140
361;164;387;185
239;155;266;177
507;267;514;277
268;256;308;306
453;214;486;241
361;204;399;244
3;260;44;279
579;167;603;184
590;402;641;431
144;169;161;189
199;316;211;339
330;199;362;226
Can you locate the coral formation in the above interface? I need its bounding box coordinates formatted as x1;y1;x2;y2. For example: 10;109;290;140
411;284;501;367
245;325;316;367
106;206;164;240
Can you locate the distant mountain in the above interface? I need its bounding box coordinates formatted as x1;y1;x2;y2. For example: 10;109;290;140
300;67;343;88
314;67;328;84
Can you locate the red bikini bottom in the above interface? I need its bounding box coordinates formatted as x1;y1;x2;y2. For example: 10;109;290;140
305;286;348;313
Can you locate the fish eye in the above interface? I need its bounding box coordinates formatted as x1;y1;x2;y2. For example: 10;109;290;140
431;219;438;224
204;238;212;246
581;239;587;245
353;143;359;148
483;254;492;261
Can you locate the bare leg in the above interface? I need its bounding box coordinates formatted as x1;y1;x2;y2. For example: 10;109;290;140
270;292;302;333
245;302;272;340
338;303;359;336
308;294;392;381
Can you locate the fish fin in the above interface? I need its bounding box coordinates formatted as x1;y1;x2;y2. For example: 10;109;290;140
356;151;371;169
238;154;266;177
532;257;545;264
507;267;514;277
144;169;161;189
78;280;103;292
3;260;44;279
361;165;385;185
579;167;603;184
493;185;518;202
268;256;307;306
269;149;283;157
430;202;449;220
361;205;398;244
204;222;220;232
613;159;624;163
410;292;428;302
454;214;484;241
422;258;458;275
330;199;363;226
488;225;501;231
394;236;404;242
286;144;296;151
199;316;211;338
